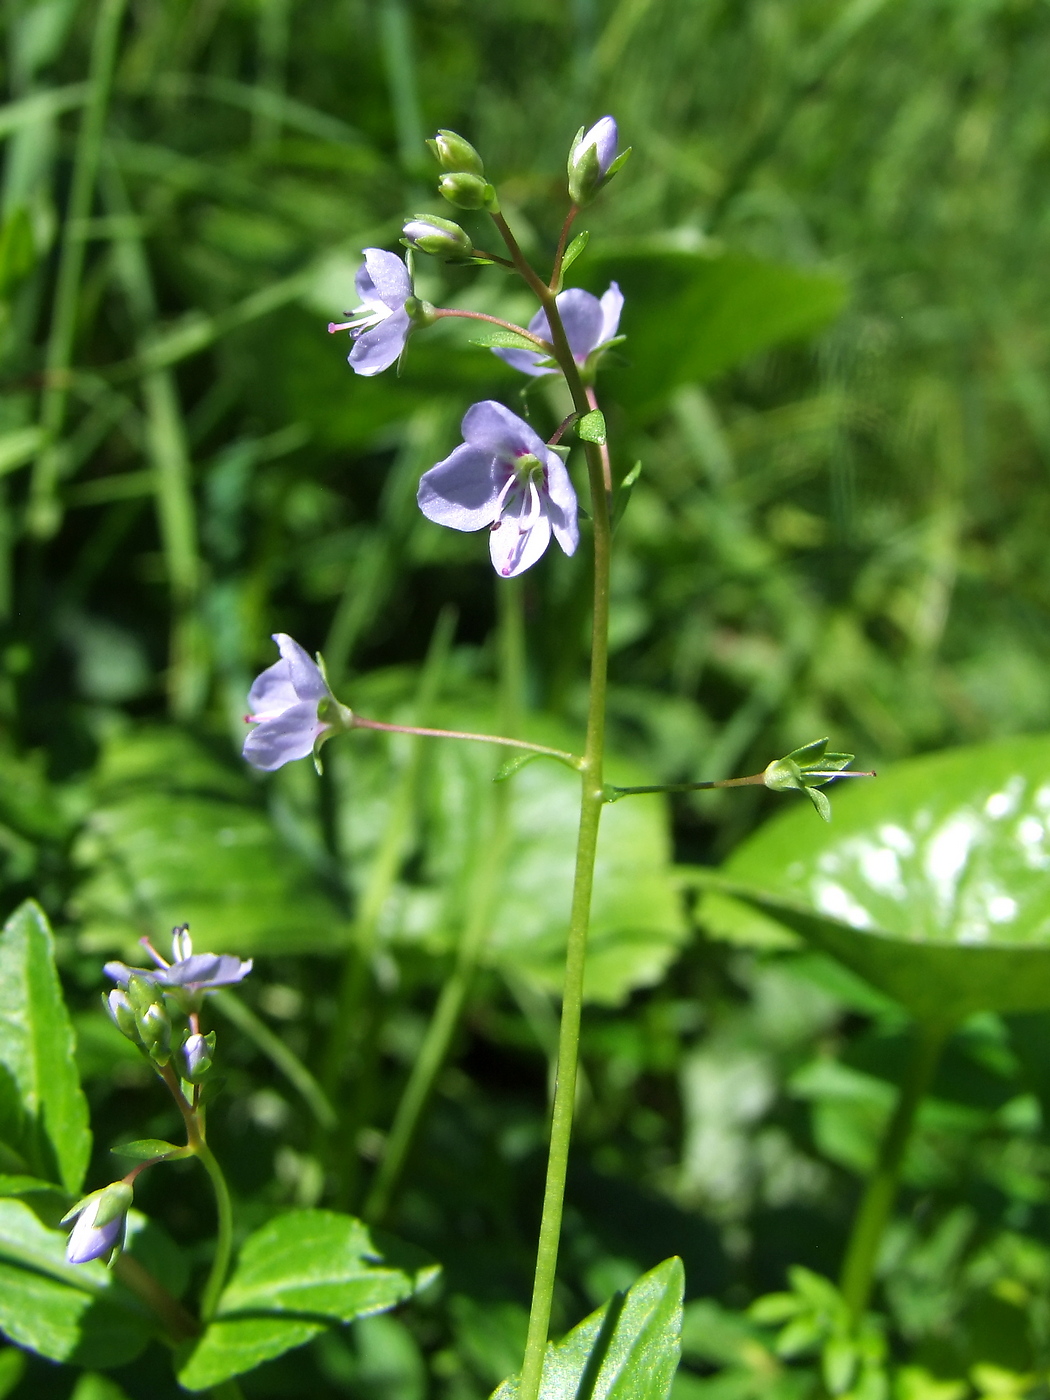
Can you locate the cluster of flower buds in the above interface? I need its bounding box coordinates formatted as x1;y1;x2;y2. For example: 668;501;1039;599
428;128;499;213
63;1180;134;1265
107;972;173;1066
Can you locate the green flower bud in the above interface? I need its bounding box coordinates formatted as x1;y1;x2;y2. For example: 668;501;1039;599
181;1030;216;1083
438;172;499;212
426;129;485;176
104;989;141;1043
138;1000;172;1065
402;214;474;259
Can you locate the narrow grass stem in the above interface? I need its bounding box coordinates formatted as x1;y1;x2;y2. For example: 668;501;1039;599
29;0;127;538
839;1020;949;1318
518;278;612;1400
195;1140;235;1323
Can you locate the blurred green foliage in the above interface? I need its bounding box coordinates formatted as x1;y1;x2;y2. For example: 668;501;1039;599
2;0;1050;1396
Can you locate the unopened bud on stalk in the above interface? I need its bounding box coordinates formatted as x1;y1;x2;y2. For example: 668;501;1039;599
402;214;474;259
181;1030;216;1082
63;1181;134;1264
438;172;499;212
138;1000;172;1065
567;116;630;206
426;129;485;176
105;989;140;1043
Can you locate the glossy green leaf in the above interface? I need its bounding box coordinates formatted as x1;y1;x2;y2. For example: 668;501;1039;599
0;1198;151;1368
70;728;349;956
493;1256;683;1400
110;1139;183;1161
703;736;1050;1024
578;409;607;444
579;247;846;420
0;901;91;1192
176;1209;439;1390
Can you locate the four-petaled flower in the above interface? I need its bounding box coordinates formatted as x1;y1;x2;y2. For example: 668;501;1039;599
494;283;622;380
105;925;252;1006
418;401;578;577
327;249;414;376
243;633;347;771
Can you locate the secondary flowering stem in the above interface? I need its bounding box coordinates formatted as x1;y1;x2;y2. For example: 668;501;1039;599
431;307;551;350
350;715;580;768
517;273;613;1400
196;1140;235;1323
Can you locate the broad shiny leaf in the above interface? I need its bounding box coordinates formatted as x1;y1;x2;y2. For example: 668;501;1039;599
703;736;1050;1023
494;1256;683;1399
176;1209;438;1390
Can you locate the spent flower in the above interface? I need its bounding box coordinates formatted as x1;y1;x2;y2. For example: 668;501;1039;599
243;633;351;771
327;249;424;376
493;283;623;381
64;1181;133;1265
417;401;578;577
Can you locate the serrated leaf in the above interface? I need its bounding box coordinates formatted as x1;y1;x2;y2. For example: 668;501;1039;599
0;901;90;1193
578;409;607;444
470;330;545;352
493;1256;683;1400
704;735;1050;1023
176;1210;438;1390
110;1139;182;1161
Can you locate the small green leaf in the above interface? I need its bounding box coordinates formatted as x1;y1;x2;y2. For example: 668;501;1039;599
110;1139;183;1161
0;901;91;1194
493;1256;683;1400
578;409;607;445
612;461;642;531
470;330;545;352
176;1210;439;1390
559;230;590;280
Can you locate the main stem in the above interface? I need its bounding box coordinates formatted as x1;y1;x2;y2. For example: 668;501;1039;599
196;1140;235;1323
838;1020;949;1318
512;228;613;1400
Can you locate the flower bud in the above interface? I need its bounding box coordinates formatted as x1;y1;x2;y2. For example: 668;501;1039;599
182;1030;216;1082
438;172;499;212
105;989;141;1043
63;1181;133;1265
125;971;158;1015
138;1000;172;1065
567;116;629;206
402;214;474;260
426;129;485;176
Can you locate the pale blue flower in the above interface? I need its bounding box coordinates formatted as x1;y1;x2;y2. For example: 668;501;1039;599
105;925;252;998
327;249;413;376
64;1182;133;1265
243;633;336;771
493;283;623;379
417;401;578;577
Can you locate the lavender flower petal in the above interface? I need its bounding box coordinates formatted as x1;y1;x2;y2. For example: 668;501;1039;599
274;634;327;702
462;400;546;459
417;444;501;530
490;511;553;578
541;453;580;557
583;116;619;176
67;1206;122;1264
155;952;253;989
360;248;412;309
247;659;300;719
348;306;411;376
243;700;328;771
598;282;624;343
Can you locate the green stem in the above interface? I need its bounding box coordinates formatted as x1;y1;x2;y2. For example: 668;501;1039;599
517;268;613;1400
350;715;579;768
839;1020;949;1318
196;1140;235;1323
28;0;127;539
432;307;551;350
362;581;524;1224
